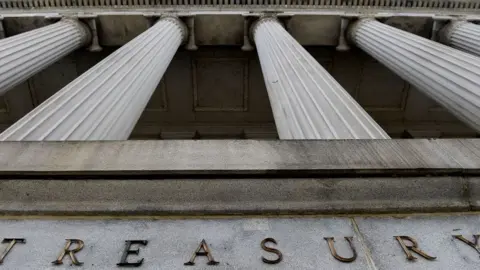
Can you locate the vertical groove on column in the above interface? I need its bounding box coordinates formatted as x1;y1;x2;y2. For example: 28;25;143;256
252;17;389;139
440;21;480;57
0;19;90;95
349;19;480;132
0;17;186;141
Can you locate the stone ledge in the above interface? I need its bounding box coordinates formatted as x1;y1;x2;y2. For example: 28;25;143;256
0;177;472;215
467;177;480;210
0;140;480;175
1;140;479;215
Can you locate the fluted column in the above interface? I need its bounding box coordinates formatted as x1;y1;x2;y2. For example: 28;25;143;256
0;19;90;95
349;19;480;132
0;17;186;141
252;17;388;139
440;21;480;57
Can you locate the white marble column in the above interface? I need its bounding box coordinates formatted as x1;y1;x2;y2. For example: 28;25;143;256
440;21;480;57
252;17;388;139
0;16;186;141
0;19;90;95
349;19;480;132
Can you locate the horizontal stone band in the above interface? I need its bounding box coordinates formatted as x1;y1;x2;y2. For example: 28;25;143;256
0;0;479;10
0;139;479;215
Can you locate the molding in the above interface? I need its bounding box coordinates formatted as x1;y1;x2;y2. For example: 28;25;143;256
1;139;480;214
1;139;480;173
0;11;480;20
127;122;477;139
0;0;480;12
0;176;472;215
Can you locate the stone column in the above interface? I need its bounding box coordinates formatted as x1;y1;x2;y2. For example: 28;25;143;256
251;17;389;139
0;17;186;141
0;19;90;95
349;19;480;132
440;21;480;57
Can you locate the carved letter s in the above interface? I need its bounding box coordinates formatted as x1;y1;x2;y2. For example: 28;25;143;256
261;238;282;264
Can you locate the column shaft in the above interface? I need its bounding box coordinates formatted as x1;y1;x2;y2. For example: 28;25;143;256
252;18;388;139
0;17;186;141
440;21;480;57
0;19;90;95
349;19;480;132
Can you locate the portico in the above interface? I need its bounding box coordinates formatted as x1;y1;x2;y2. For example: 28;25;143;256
1;3;480;269
348;18;480;133
0;16;186;140
0;14;479;140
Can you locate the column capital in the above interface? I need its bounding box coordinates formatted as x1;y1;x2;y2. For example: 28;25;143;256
158;15;188;43
438;20;469;45
346;18;376;44
250;16;282;42
61;18;92;47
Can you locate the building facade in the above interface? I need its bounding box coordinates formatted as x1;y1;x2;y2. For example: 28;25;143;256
0;1;480;269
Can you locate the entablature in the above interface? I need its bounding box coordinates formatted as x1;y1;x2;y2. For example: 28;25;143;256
1;0;480;47
0;139;479;215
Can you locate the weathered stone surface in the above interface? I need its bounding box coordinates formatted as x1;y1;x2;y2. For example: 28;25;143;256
0;177;470;215
0;139;479;174
0;140;478;215
0;0;477;13
1;215;480;269
0;218;370;270
356;215;480;270
467;177;480;210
